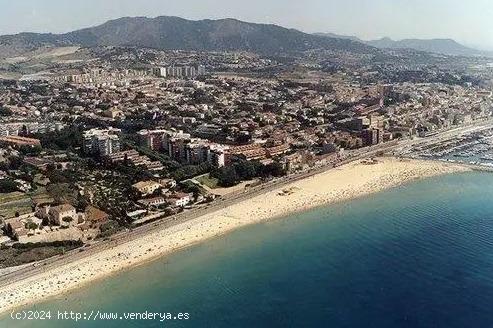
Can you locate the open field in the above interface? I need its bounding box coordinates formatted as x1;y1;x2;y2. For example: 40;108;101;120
196;174;220;189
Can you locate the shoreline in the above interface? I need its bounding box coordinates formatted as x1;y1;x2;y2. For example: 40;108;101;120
0;157;471;314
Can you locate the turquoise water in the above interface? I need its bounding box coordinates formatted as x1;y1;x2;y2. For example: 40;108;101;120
3;172;493;327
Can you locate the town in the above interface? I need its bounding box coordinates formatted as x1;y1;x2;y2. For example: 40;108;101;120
1;45;493;268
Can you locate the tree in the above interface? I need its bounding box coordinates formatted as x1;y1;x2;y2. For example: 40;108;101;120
47;183;78;204
41;217;51;227
0;106;12;116
261;161;286;178
98;220;121;238
25;221;38;230
211;166;240;187
180;181;201;200
18;145;42;156
233;160;260;180
6;156;23;170
75;194;89;212
34;125;83;151
0;179;19;193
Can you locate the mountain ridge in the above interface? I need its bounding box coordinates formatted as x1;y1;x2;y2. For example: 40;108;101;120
315;32;490;57
2;16;489;58
366;37;485;56
0;16;376;56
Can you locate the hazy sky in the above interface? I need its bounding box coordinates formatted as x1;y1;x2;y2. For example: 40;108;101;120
1;0;493;50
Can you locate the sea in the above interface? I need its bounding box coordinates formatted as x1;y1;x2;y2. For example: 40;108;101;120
2;171;493;328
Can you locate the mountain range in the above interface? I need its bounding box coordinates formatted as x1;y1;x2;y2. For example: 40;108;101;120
315;33;489;57
366;37;490;57
0;16;374;57
0;16;489;58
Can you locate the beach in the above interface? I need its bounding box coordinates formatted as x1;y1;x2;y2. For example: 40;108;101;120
0;157;470;314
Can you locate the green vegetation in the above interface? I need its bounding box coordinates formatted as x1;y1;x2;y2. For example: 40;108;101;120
0;106;12;116
24;221;38;230
0;191;26;203
102;161;153;184
97;220;122;238
18;145;42;156
180;180;203;200
0;179;19;193
33;126;84;151
45;167;79;184
0;192;32;219
0;240;83;268
12;240;83;249
172;162;212;181
0;188;51;219
211;166;240;187
210;159;286;187
196;174;219;189
0;156;23;171
30;187;54;205
46;183;78;205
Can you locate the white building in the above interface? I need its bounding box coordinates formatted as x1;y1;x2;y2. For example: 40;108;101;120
83;128;121;156
169;192;192;207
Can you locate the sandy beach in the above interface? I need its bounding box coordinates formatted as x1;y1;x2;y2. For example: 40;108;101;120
0;157;470;314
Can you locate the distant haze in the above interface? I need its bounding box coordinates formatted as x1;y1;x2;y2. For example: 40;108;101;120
1;0;493;51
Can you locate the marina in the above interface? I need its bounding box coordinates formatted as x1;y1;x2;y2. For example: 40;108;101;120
401;125;493;166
